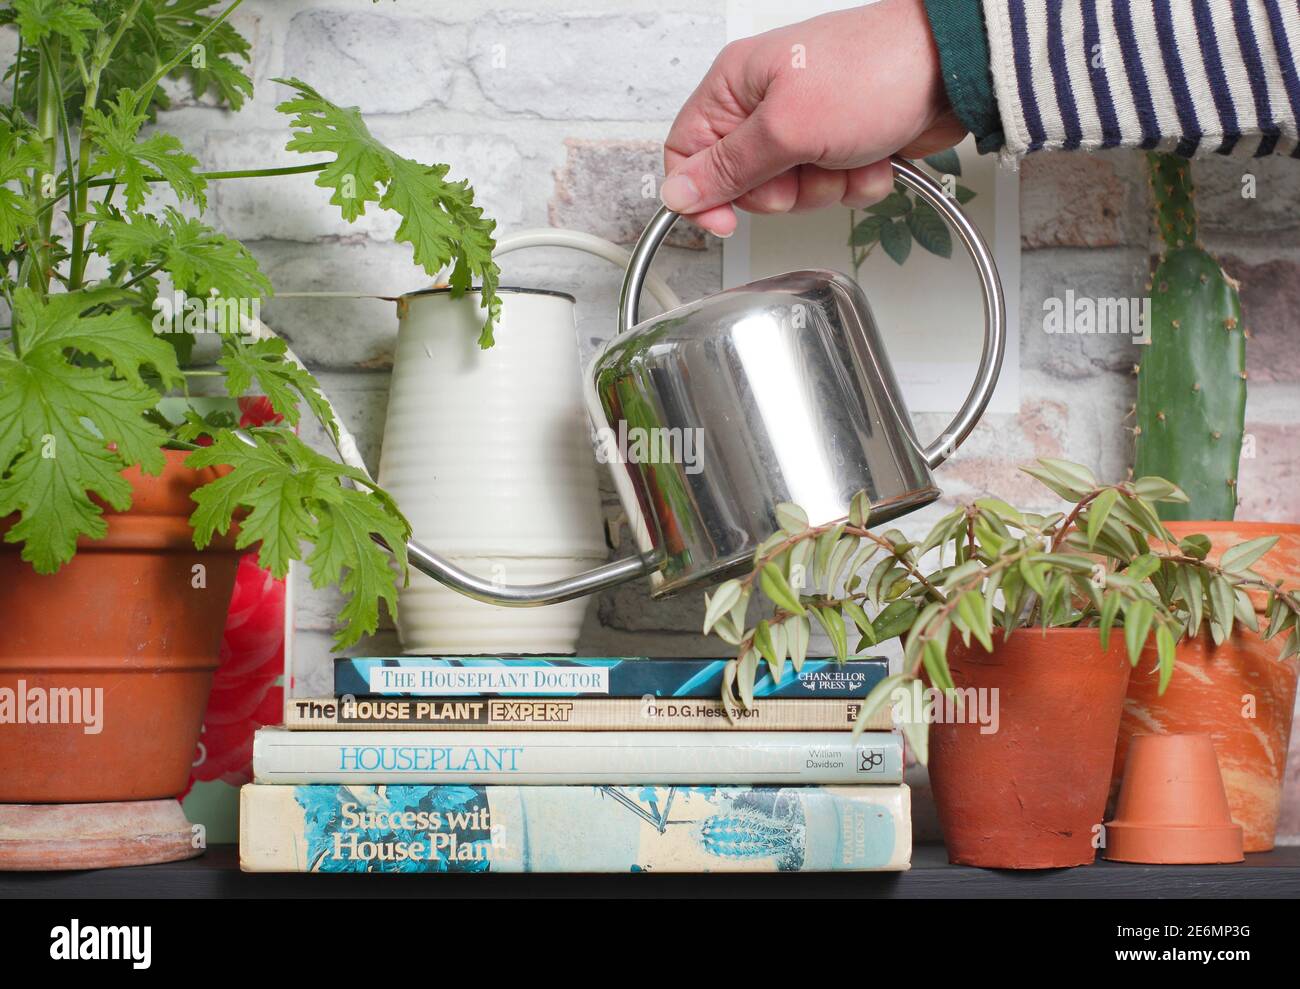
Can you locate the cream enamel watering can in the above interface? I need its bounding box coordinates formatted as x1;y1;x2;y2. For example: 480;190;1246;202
282;157;1005;608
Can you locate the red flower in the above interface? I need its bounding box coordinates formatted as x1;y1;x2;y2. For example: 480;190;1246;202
238;396;284;428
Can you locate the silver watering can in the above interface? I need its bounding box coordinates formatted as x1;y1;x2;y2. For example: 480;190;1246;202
298;157;1004;607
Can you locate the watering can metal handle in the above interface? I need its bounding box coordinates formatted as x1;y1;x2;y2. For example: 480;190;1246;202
619;156;1006;472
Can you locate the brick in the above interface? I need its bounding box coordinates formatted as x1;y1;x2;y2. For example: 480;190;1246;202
929;399;1071;511
251;239;430;369
1020;152;1145;249
1019;247;1152;379
1237;420;1300;522
282;10;456;114
1193;154;1300;238
468;11;721;120
550;139;706;249
1220;256;1300;385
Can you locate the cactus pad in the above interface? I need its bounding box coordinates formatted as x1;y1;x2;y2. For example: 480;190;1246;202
1134;154;1245;522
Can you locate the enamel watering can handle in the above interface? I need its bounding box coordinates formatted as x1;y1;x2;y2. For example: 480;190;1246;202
619;156;1006;471
493;227;681;311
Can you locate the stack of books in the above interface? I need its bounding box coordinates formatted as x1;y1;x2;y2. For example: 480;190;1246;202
239;657;912;873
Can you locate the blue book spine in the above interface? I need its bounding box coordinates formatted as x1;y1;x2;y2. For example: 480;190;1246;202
240;783;912;873
334;656;889;699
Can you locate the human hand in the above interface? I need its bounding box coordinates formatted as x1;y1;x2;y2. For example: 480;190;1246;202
661;0;964;236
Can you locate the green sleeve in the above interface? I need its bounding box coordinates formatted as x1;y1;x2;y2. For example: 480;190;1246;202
923;0;1004;153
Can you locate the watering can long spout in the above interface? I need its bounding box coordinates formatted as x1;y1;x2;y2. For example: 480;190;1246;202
400;536;665;606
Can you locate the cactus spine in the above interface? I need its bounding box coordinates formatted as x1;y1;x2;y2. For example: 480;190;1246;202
1134;153;1245;521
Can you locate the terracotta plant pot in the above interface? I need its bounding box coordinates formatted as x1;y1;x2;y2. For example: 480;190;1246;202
1104;734;1243;863
929;628;1132;869
0;450;241;803
1114;520;1300;852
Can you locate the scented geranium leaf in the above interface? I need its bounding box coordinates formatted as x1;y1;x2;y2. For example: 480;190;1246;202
217;335;335;436
187;430;411;648
151;0;255;109
0;414;136;572
173;406;236;444
13;286;182;388
186;432;313;574
0;118;44;250
84;89;206;210
309;487;409;648
9;0;253;119
87;205;169;268
274;77;501;346
12;0;100;54
161;214;271;300
92;207;271;301
0;289;173;572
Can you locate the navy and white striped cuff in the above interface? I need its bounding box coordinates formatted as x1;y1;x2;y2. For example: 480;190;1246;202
983;0;1300;158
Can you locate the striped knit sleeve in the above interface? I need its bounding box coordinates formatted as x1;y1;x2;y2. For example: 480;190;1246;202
981;0;1300;157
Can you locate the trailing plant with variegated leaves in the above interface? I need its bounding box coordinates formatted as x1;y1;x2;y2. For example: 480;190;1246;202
0;0;502;647
702;458;1300;761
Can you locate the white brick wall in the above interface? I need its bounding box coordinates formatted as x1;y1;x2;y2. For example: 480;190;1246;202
134;1;1300;840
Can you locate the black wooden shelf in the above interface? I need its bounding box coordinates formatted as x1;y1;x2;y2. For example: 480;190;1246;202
4;844;1298;898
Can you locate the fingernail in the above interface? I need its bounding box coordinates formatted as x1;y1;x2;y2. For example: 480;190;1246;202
660;174;701;212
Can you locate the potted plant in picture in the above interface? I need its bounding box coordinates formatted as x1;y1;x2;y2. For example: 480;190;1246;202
1121;153;1300;852
699;458;1300;869
847;148;976;271
0;0;500;867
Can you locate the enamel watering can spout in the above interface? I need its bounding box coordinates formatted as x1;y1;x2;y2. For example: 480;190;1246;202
296;156;1005;607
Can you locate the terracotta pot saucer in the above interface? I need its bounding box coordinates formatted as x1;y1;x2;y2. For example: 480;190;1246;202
0;800;201;870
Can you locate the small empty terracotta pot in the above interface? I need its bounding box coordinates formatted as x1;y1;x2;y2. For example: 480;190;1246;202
1105;734;1243;864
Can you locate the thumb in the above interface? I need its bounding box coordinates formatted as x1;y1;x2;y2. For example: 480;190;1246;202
660;112;801;215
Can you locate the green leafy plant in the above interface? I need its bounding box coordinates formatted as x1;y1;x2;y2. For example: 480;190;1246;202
1134;152;1244;521
0;0;503;646
848;149;975;272
701;458;1300;759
